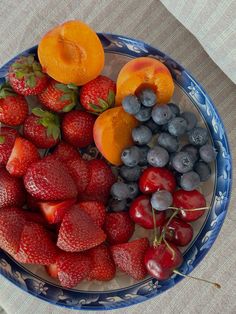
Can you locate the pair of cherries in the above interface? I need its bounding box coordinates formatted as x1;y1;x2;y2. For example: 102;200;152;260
129;167;220;287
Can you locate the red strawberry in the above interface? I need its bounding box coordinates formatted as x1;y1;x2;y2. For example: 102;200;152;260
52;141;80;163
6;137;40;177
87;244;116;281
23;211;49;226
39;198;76;224
0;127;19;166
15;222;58;264
23;109;61;148
26;194;40;211
24;157;78;201
8;55;48;96
66;158;90;194
81;159;116;203
0;207;26;255
46;263;58;278
55;252;91;288
111;238;149;280
57;204;106;252
62;110;96;148
0;82;28;126
38;79;78;112
78;201;106;227
104;212;135;244
0;168;26;209
80;75;116;113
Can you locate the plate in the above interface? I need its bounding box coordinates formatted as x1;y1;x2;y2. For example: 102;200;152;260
0;33;232;310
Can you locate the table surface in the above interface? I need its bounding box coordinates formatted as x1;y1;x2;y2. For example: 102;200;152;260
0;1;235;314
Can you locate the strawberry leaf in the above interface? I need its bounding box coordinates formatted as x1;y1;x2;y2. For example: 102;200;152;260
98;98;109;109
52;126;61;140
11;63;24;69
107;90;115;106
0;135;5;144
15;71;25;79
27;55;35;65
62;103;76;112
27;75;36;88
89;103;103;112
67;83;78;90
60;94;71;101
0;83;16;98
32;107;47;117
35;70;44;78
55;83;70;93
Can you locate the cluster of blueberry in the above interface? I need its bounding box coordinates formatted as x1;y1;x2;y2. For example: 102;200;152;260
110;88;216;211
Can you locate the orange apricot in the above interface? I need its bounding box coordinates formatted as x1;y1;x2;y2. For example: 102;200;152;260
115;57;174;105
38;20;104;85
93;107;139;166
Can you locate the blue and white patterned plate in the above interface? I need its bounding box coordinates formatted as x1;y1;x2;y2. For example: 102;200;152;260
0;34;232;310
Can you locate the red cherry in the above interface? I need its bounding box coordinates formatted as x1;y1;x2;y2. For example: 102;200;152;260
139;167;176;194
173;190;206;222
161;218;193;246
129;195;166;229
144;242;183;280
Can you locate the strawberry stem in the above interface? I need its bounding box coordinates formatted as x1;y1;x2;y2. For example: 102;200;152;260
173;270;221;288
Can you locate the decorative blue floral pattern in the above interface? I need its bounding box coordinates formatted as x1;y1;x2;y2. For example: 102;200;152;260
0;34;232;310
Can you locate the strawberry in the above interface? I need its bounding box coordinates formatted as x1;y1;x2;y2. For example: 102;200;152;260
111;238;149;280
39;198;76;224
52;141;80;163
0;82;28;126
38;79;78;112
54;251;91;288
8;55;48;96
0;207;26;255
0;168;26;209
23;211;49;226
66;158;90;194
26;194;40;211
104;212;135;244
0;127;18;166
23;108;61;148
46;263;58;278
24;157;78;201
57;204;106;252
81;159;116;203
87;244;116;281
6;137;40;177
80;75;116;113
78;201;106;227
62;110;96;148
15;222;58;264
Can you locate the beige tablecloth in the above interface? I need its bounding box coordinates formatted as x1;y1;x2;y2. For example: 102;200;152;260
0;1;235;313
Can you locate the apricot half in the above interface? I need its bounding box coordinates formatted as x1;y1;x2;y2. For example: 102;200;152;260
38;20;104;85
115;57;174;105
93;107;139;165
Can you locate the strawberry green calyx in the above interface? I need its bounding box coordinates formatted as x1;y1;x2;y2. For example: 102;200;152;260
55;83;78;112
32;108;61;140
88;90;115;113
0;135;5;144
10;55;45;88
0;82;16;99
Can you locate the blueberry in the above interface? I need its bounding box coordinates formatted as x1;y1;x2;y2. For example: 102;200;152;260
151;190;173;211
109;199;128;212
120;165;141;182
132;125;152;145
168;117;187;136
137;88;157;107
180;171;201;191
188;127;208;146
111;182;130;200
147;146;169;167
157;132;179;152
134;106;152;122
167;103;180;117
181;144;199;163
152;104;173;125
121;146;140;167
144;118;160;134
199;144;217;163
122;95;141;115
138;145;149;166
194;161;211;182
181;111;197;131
160;123;169;132
172;151;194;173
127;183;139;199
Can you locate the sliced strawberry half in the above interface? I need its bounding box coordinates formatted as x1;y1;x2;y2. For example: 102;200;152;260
66;158;90;194
39;198;76;224
57;204;106;252
6;137;40;177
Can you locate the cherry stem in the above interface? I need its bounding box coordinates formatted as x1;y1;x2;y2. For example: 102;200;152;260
163;238;176;260
151;207;159;247
165;209;180;227
168;206;209;212
173;270;221;289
